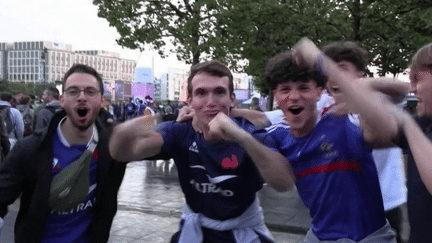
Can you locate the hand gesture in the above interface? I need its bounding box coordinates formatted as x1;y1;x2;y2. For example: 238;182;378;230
292;37;322;68
204;113;247;143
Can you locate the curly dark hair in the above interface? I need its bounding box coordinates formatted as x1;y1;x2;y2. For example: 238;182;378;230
265;51;327;91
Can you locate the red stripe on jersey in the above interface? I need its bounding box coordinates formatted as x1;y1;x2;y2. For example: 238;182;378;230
295;161;361;179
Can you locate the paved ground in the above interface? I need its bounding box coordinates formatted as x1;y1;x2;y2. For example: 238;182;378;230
1;160;410;242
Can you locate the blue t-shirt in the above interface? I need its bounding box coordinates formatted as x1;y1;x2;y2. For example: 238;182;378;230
155;117;271;220
42;126;98;243
263;114;386;241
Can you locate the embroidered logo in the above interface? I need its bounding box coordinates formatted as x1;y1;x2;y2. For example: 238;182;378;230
222;155;238;169
189;142;199;153
319;141;334;152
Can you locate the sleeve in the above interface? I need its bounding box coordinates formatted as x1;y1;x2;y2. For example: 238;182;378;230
252;128;280;153
264;110;284;125
154;121;177;154
34;109;52;133
0;140;29;219
12;109;24;140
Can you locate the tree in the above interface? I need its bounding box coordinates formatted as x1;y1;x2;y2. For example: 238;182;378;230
93;0;232;65
94;0;432;97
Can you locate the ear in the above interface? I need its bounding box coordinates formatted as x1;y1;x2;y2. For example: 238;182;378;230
316;86;324;102
100;96;106;108
229;93;236;108
187;94;192;107
59;94;65;108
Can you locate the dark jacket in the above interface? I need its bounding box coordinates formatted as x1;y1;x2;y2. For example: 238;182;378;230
0;118;10;162
0;110;126;243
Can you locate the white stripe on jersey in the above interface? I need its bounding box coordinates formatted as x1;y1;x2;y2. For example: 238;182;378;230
266;121;290;133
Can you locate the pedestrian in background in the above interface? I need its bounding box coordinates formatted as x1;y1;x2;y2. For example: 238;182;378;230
33;87;63;134
0;92;24;149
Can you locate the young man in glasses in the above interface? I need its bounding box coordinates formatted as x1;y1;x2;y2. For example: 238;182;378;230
0;64;126;243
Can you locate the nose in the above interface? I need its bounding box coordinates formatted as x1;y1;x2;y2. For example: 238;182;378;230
409;83;417;94
289;89;300;101
206;93;217;107
77;90;87;101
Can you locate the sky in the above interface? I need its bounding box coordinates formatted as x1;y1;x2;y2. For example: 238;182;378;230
0;0;190;76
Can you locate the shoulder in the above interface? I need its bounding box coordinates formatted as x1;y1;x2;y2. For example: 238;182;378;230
156;120;188;132
10;108;22;118
231;117;256;132
265;110;284;125
266;120;290;133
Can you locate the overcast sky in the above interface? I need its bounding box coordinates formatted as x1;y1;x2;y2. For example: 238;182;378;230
0;0;189;76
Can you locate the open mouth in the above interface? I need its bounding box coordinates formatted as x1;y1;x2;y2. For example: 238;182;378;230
288;106;304;115
77;107;88;117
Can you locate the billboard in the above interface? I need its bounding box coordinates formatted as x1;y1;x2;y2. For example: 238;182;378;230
135;67;153;83
132;82;154;102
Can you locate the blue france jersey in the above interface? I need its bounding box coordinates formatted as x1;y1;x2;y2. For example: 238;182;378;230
156;117;270;220
264;114;386;241
42;128;98;243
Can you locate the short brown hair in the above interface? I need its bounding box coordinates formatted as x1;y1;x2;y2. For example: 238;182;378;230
63;64;104;94
187;60;233;96
410;42;432;71
19;95;31;105
322;41;368;72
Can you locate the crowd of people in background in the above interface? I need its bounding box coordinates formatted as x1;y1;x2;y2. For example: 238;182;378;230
0;87;186;162
2;36;432;243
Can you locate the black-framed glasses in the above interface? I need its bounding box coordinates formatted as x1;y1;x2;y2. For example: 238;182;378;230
64;87;100;99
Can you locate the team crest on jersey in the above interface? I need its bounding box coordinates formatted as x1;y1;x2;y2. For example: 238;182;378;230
189;142;199;153
319;141;334;152
222;155;238;169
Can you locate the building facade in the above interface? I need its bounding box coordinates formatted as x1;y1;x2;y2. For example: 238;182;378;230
0;41;136;88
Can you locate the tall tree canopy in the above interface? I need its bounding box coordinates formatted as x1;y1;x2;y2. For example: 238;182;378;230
94;0;432;95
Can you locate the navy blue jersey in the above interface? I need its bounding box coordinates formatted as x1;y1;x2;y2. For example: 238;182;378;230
155;117;270;220
263;114;386;241
42;127;98;243
124;103;136;115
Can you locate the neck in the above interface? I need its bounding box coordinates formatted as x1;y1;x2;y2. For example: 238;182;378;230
60;118;94;145
290;113;318;138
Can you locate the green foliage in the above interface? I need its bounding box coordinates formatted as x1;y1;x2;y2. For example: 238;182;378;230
93;0;432;95
0;80;54;99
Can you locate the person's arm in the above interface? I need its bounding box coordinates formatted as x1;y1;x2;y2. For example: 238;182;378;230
12;109;24;140
0;140;29;228
109;115;164;162
293;38;400;146
0;120;10;157
396;111;432;194
230;109;271;129
206;113;295;192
